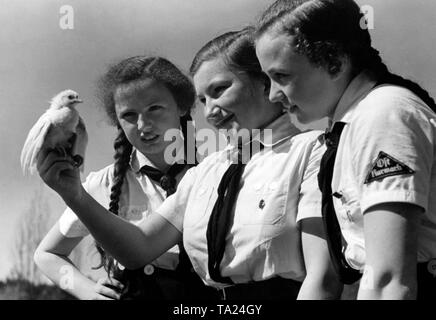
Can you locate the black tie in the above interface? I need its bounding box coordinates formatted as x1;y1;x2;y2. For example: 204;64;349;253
139;163;188;197
206;141;263;284
317;122;362;284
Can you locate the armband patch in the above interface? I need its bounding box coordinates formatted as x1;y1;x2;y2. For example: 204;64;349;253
364;151;414;184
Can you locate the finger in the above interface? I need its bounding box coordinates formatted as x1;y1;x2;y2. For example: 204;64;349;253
95;294;114;300
100;278;124;290
39;162;77;189
38;149;75;176
37;149;74;174
36;148;57;172
95;285;121;300
41;159;75;178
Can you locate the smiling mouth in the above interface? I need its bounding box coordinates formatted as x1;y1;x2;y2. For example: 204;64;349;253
282;103;298;113
214;113;235;128
140;133;159;143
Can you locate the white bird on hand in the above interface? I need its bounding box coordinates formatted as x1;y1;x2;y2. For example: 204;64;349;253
20;89;88;175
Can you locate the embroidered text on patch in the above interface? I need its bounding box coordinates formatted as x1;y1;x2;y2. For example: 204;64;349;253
364;151;415;184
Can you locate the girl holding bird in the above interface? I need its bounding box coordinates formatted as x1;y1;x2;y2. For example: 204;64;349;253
34;56;215;300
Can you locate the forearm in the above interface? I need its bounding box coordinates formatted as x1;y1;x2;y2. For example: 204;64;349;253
63;190;152;269
298;273;343;300
299;218;343;300
357;269;416;300
359;203;421;300
34;249;97;300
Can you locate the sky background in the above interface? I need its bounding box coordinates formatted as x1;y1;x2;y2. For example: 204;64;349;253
1;0;436;280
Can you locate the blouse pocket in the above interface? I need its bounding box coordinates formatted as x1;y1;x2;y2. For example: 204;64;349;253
234;181;287;225
183;184;216;228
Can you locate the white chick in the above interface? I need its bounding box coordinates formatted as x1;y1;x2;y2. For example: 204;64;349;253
20;89;88;175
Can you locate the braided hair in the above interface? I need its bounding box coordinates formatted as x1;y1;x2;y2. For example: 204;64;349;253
95;56;196;274
254;0;436;112
94;126;132;271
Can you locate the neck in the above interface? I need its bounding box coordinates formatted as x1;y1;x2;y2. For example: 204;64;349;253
146;152;172;172
257;104;284;130
327;69;356;121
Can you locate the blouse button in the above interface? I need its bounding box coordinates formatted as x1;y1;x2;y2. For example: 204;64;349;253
254;183;263;191
268;182;278;191
143;264;155;276
427;259;436;277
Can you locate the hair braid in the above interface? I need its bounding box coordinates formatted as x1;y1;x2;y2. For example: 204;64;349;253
94;127;133;274
360;47;436;112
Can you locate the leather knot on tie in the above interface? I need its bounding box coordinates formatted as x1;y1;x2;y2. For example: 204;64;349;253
139;163;187;197
324;128;341;148
159;175;176;196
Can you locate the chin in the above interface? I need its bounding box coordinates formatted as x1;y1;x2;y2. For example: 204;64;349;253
137;139;166;155
296;116;311;125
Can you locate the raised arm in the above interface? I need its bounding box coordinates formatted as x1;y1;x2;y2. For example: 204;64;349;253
37;149;181;270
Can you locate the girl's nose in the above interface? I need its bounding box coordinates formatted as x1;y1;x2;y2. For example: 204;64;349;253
137;114;152;131
204;98;221;118
268;82;285;104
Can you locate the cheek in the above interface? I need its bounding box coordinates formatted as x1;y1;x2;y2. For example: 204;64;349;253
297;74;327;104
118;124;138;147
156;111;181;131
227;88;251;113
119;122;136;138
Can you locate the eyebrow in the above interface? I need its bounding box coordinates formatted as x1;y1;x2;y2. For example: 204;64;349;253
205;78;231;93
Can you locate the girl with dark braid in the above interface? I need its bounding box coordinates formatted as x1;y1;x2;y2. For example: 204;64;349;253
34;56;215;300
255;0;436;299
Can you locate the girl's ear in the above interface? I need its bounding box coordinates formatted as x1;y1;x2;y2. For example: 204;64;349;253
330;55;352;81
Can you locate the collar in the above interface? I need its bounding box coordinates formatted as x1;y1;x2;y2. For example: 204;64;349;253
227;112;301;150
331;70;378;126
130;135;186;173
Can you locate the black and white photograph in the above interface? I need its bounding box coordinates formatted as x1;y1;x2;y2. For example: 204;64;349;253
1;0;435;309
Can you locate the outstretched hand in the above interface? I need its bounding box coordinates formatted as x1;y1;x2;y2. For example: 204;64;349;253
37;147;83;202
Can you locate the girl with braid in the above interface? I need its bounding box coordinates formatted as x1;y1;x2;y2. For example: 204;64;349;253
34;56;215;300
36;28;342;300
254;0;436;299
